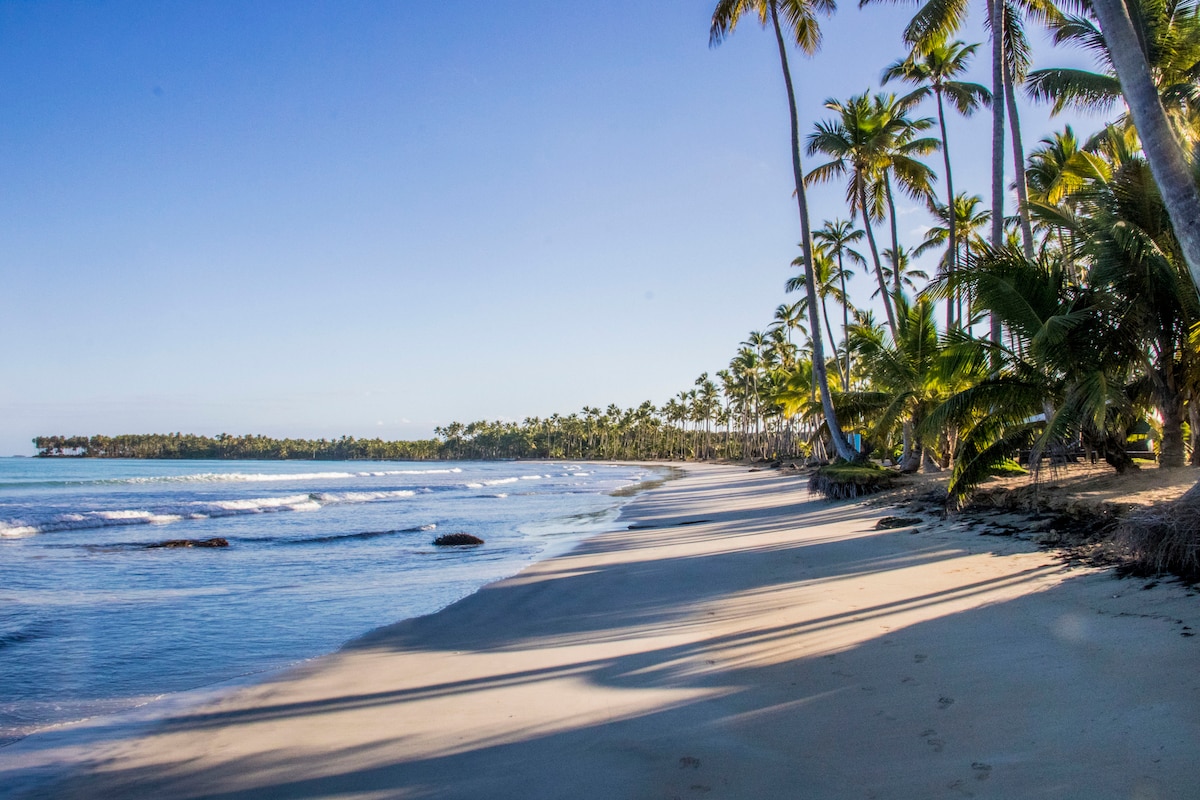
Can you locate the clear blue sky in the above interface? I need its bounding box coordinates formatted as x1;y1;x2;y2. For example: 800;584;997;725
1;1;1104;455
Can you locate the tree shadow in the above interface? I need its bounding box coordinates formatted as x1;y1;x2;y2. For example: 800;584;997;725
12;472;1179;799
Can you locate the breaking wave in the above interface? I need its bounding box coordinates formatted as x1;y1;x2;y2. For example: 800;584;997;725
0;468;462;491
0;490;420;538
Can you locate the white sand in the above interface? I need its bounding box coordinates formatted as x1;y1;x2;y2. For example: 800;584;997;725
4;463;1198;799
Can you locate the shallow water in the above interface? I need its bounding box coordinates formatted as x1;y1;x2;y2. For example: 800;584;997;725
0;458;656;744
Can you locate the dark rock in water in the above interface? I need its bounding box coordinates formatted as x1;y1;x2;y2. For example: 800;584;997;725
433;533;484;546
874;516;923;530
147;538;230;549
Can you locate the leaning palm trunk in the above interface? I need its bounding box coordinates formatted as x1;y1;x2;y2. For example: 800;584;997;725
886;176;903;297
1089;0;1200;291
1087;0;1200;531
860;183;899;338
839;265;852;386
769;5;858;462
935;88;959;331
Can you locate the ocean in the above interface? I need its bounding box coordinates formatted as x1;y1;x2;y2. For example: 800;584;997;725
0;458;661;746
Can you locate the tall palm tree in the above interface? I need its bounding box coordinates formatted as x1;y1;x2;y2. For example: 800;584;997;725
883;37;991;295
1026;0;1200;140
863;0;1056;351
872;93;941;296
814;218;866;384
773;300;809;351
882;244;930;295
916;193;992;329
806;93;901;337
999;0;1043;257
711;0;859;462
786;244;850;387
1033;0;1200;290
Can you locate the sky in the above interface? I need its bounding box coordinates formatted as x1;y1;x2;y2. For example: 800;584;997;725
0;0;1108;456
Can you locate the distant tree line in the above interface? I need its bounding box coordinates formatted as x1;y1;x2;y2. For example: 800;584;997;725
33;389;823;463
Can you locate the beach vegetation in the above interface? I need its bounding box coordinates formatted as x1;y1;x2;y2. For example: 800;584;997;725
808;461;897;499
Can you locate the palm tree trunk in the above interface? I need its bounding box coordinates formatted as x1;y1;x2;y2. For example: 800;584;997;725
1159;389;1186;469
1190;400;1200;466
1004;54;1035;258
935;87;958;332
820;298;841;388
860;183;899;339
885;175;902;297
770;2;857;462
839;255;852;387
989;0;1006;359
1089;0;1200;292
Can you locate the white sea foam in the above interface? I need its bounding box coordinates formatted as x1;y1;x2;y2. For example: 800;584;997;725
0;488;422;537
83;467;465;487
311;490;417;504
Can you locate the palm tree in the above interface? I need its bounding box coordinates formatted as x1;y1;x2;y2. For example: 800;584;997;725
841;297;969;472
1026;0;1200;138
772;299;808;346
873;93;941;296
916;192;992;329
1058;138;1200;467
814;219;866;385
711;0;859;462
786;244;850;387
882;244;930;295
863;0;1054;351
806;93;901;337
883;37;990;291
1034;0;1200;290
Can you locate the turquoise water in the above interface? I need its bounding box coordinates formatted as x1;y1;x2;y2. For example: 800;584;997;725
0;458;657;744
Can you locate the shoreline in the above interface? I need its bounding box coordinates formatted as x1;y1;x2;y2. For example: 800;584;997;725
4;463;1198;799
0;462;676;792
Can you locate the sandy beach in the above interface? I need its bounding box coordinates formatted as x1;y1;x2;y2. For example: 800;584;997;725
4;463;1198;799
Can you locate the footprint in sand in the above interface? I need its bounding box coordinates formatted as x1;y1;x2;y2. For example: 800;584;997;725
679;756;701;770
914;653;928;663
938;696;955;709
946;778;975;797
920;729;944;752
972;762;992;781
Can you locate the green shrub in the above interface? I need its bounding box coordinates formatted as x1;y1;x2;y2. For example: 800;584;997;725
987;459;1028;477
